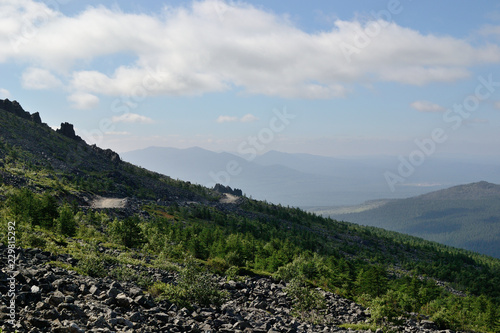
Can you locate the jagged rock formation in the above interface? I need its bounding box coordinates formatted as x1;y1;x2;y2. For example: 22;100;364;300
31;112;42;124
0;99;43;124
56;122;84;142
0;99;122;168
214;184;243;196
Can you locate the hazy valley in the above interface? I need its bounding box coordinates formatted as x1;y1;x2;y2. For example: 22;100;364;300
122;146;500;207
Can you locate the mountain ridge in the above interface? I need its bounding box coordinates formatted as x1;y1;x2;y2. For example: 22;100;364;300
416;181;500;200
316;181;500;258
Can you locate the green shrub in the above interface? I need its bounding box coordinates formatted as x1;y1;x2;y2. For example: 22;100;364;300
151;254;180;272
225;266;242;281
207;256;229;274
285;277;326;323
77;255;106;278
25;232;47;249
110;265;153;288
150;257;228;308
108;215;144;248
178;257;228;307
369;290;405;325
149;282;188;308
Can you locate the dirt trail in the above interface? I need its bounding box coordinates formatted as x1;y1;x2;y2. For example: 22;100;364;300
91;196;127;209
219;193;239;204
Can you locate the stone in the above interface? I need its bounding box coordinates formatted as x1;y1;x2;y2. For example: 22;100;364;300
89;284;99;295
129;311;143;322
48;290;66;306
107;287;120;298
29;317;51;328
115;293;132;308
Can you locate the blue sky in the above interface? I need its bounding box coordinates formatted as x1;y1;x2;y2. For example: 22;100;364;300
1;0;500;158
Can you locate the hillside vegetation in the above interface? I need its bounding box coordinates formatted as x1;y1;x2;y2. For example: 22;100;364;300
1;99;500;332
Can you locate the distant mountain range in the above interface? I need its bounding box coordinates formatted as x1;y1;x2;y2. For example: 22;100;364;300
122;146;500;207
310;181;500;258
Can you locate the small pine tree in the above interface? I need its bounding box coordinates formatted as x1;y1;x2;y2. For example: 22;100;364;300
109;215;144;248
39;193;59;228
355;265;388;298
56;204;76;236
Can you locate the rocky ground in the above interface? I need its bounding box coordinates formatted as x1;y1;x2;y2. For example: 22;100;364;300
1;244;458;333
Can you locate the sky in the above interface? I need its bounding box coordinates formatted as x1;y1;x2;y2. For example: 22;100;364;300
1;0;500;159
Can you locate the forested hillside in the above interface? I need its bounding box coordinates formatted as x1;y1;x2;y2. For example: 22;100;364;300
1;100;500;332
321;182;500;259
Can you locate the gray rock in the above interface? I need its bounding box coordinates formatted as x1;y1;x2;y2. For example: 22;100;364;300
107;287;120;298
115;293;132;309
48;290;66;306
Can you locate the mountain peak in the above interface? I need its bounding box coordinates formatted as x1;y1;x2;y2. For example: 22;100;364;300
419;181;500;200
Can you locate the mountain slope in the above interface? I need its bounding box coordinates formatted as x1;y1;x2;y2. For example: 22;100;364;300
319;181;500;258
1;99;500;332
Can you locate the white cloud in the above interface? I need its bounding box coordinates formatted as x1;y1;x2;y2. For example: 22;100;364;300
111;113;154;124
1;1;500;99
67;92;99;110
217;114;259;123
22;67;61;90
0;88;11;99
240;114;259;122
410;100;446;113
216;115;239;123
479;24;500;38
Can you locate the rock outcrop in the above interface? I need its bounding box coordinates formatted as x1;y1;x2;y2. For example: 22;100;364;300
56;122;84;142
30;112;42;124
214;184;243;197
0;99;43;124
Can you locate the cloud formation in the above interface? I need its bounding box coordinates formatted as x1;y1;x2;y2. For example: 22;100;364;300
240;114;259;123
22;67;62;90
0;88;11;99
410;100;446;113
1;0;500;101
111;113;154;124
216;115;239;123
67;92;99;110
217;114;259;123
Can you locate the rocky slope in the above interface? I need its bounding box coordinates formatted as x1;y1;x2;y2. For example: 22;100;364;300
1;243;452;333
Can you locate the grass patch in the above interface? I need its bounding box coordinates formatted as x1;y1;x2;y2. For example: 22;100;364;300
338;323;380;331
47;260;75;271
